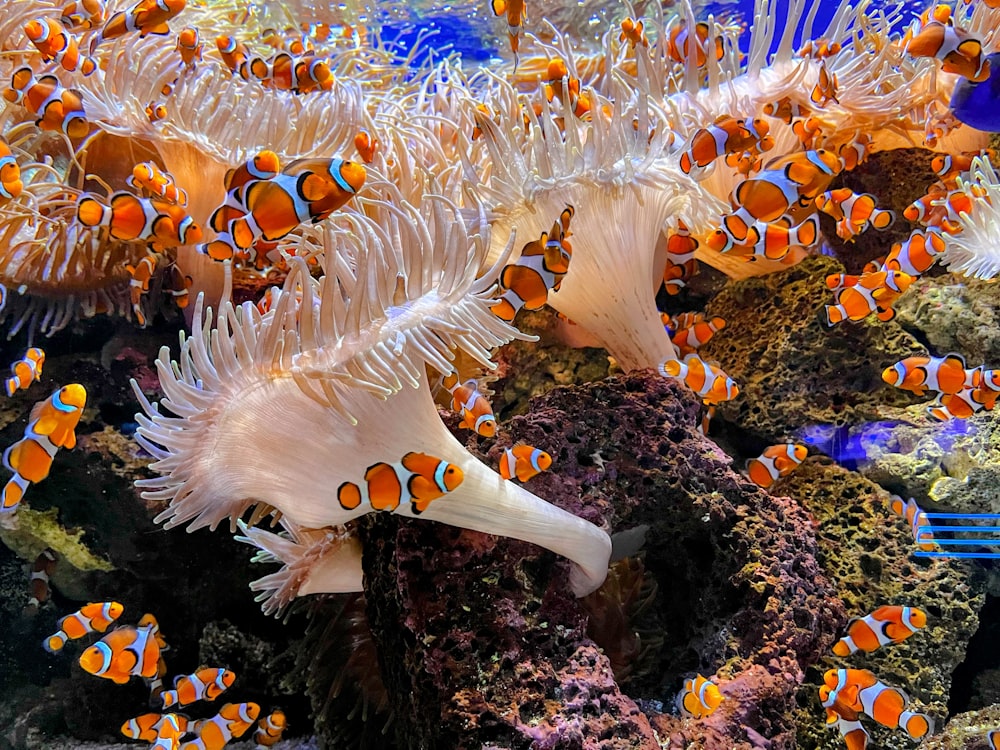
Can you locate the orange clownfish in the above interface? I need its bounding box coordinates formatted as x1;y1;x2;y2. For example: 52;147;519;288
668;20;725;68
216;35;249;74
676;674;723;719
809;60;838;106
709;215;818;262
990;729;1000;750
881;353;977;397
176;27;201;69
145;102;167;122
491;222;572;322
127;162;188;205
814;188;894;241
832;605;927;656
293;57;333;93
44;600;124;652
125;254;157;327
247;51;295;89
889;495;935;551
185;702;260;749
24;18;96;75
354;129;379;163
164;263;192;311
336;453;464;514
0;137;23;203
224;150;281;192
679;116;773;174
619;17;647;49
121;712;190;743
3;68;89;139
5;348;45;397
667;313;725;357
491;0;526;61
819;668;933;742
254;710;287;748
23;548;57;616
2;384;86;519
93;0;186;49
746;443;807;489
442;373;496;437
76;192;203;249
905;21;990;82
499;444;551;482
161;667;235;709
658;354;739;406
868;229;946;277
762;97;811;125
60;0;107;30
824;270;914;325
78;615;165;684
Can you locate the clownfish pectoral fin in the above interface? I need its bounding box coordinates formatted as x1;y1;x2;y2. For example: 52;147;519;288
76;196;109;227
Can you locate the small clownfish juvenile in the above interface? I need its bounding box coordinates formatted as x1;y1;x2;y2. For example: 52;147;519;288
762;96;811;125
24;18;96;75
881;353;978;397
44;601;124;652
499;444;551;482
354;129;378;163
23;548;56;616
60;0;106;30
176;27;201;69
127;162;188;206
5;348;45;397
667;313;726;357
819;668;934;742
832;605;927;656
78;616;164;684
146;102;167;122
336;453;464;514
679;115;773;174
3;68;89;140
658;354;739;406
663;258;699;294
814;188;894;241
0;137;23;203
293;57;333;93
824;270;914;325
2;384;87;519
121;712;190;743
746;443;807;489
182;701;260;750
797;38;841;59
254;709;287;747
490;0;526;62
491;222;573;322
676;674;723;719
76;192;203;250
667;20;725;68
441;373;496;437
216;35;249;74
163;263;192;311
93;0;186;49
161;667;235;709
809;60;839;106
889;495;935;551
724;150;762;177
619;17;647;49
905;21;990;82
791;116;824;149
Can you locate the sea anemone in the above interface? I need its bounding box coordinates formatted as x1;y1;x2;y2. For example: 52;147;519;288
939;154;1000;279
133;188;613;601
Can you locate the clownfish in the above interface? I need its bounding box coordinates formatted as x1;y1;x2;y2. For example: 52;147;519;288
679;116;773;174
200;158;365;261
889;495;935;551
182;702;260;749
293;57;333;93
44;601;124;652
336;452;464;514
216;35;249;74
797;38;841;59
746;443;807;489
3;68;89;139
814;188;894;241
161;667;235;709
810;60;839;106
658;354;739;406
491;221;573;322
619;17;647;49
254;710;287;747
820;668;933;741
93;0;186;49
824;270;914;325
2;384;87;519
498;444;551;482
121;712;190;743
146;102;167;122
881;353;978;397
709;215;818;262
127;162;188;205
23;548;56;616
60;0;106;30
224;150;281;192
247;51;295;89
666;313;725;357
24;18;96;75
175;27;201;69
0;137;23;203
870;229;947;277
905;21;990;82
490;0;526;62
78;614;165;684
676;674;723;719
762;97;811;125
148;713;186;750
441;373;496;437
5;348;45;397
832;605;927;656
354;129;378;163
76;191;203;250
163;263;192;311
990;729;1000;749
667;20;725;68
662;221;699;294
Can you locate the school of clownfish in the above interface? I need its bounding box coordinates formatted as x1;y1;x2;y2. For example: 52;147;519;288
5;0;1000;745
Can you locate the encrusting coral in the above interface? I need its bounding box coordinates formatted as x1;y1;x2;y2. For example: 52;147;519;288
133;188;613;601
